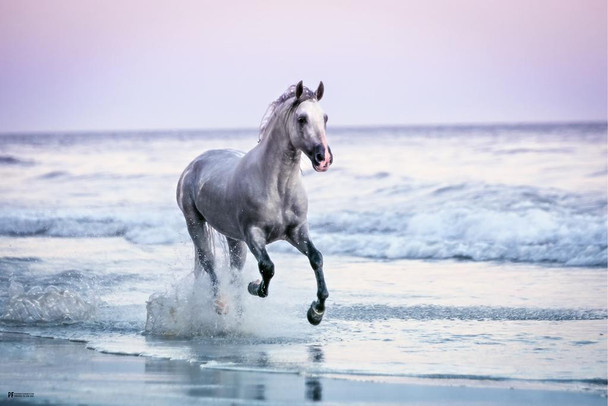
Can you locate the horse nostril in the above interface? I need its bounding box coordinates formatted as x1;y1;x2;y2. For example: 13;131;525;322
313;144;326;164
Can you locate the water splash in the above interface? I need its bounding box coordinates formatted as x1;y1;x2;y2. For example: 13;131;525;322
144;264;304;339
2;281;95;323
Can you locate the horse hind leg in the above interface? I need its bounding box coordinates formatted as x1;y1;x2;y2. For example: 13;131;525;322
182;204;222;301
226;237;247;271
226;237;247;284
226;237;247;315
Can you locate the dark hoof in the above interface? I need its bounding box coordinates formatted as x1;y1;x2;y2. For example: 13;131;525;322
248;280;267;298
247;281;258;296
307;301;324;325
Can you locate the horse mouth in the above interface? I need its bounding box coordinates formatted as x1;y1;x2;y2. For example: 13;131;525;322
313;162;330;172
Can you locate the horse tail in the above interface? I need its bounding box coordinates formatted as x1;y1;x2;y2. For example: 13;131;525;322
200;221;231;272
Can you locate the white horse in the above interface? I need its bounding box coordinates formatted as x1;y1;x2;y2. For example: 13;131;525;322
176;81;333;325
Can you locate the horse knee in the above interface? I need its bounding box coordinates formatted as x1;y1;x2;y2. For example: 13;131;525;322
258;259;275;280
250;258;274;298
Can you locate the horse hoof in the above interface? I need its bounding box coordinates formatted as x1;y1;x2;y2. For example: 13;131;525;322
307;301;324;325
247;281;258;296
248;280;267;298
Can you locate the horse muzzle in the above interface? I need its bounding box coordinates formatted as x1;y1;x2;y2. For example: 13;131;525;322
312;144;333;172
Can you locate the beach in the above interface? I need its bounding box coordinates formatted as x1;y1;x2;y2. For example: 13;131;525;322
1;242;606;405
1;330;605;406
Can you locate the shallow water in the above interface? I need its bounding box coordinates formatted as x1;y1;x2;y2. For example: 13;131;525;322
0;124;606;393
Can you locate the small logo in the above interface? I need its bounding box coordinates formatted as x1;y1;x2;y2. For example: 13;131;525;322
7;392;34;399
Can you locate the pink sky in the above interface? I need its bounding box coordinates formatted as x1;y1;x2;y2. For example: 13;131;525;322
0;0;606;132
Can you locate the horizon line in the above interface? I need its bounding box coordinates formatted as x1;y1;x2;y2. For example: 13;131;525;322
0;119;606;137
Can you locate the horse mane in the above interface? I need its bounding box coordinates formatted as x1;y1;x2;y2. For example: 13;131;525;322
258;83;317;142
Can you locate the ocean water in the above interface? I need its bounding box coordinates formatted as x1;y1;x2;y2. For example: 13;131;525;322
0;123;606;393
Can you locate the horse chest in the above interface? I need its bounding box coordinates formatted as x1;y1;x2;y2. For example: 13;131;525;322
254;197;304;241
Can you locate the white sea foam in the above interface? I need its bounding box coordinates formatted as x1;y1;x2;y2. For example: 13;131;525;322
308;202;607;266
302;183;608;266
0;208;183;244
2;281;95;323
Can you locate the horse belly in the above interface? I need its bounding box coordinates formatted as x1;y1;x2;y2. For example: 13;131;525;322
197;184;242;239
191;150;245;240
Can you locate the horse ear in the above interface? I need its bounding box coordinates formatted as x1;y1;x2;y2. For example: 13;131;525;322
295;81;304;99
316;81;324;101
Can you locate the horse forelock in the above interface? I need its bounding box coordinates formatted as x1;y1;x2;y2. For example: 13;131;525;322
258;83;318;142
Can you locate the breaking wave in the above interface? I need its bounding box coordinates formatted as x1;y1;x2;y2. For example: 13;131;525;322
308;207;607;267
1;182;605;267
0;208;183;245
308;183;607;267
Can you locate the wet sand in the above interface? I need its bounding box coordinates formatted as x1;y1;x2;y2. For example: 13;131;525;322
0;332;605;406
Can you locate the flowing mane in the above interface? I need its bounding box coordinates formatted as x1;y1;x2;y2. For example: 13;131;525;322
258;83;317;141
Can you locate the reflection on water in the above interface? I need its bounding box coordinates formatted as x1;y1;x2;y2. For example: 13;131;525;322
306;378;323;401
142;346;328;402
306;345;325;401
309;344;325;363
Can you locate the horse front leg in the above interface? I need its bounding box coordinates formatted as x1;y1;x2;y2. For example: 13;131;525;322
288;225;329;325
245;227;274;298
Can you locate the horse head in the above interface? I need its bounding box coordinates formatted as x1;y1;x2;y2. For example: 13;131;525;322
289;81;333;172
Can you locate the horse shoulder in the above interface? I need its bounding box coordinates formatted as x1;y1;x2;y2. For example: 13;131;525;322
283;186;308;225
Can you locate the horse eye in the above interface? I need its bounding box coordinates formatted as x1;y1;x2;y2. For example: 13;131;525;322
297;115;307;125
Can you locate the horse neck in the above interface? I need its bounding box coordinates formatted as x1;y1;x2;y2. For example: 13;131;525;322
258;120;302;194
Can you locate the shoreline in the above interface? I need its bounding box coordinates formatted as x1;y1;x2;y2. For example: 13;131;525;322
1;331;605;405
